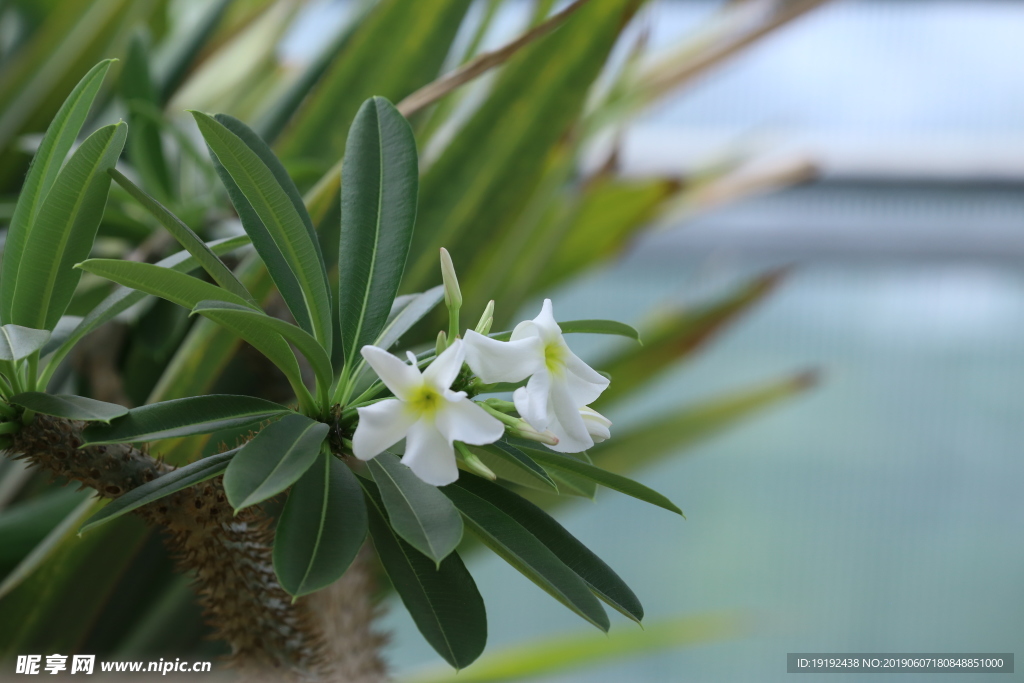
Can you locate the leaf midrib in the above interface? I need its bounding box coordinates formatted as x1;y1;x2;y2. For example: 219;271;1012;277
19;128;119;330
213;123;326;345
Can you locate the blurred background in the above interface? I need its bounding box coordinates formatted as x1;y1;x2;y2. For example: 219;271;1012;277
0;0;1020;680
363;0;1023;680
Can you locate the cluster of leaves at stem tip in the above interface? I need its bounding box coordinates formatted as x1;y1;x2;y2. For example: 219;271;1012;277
0;61;682;671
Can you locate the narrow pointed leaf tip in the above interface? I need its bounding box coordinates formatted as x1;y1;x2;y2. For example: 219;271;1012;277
338;97;419;387
190;110;333;349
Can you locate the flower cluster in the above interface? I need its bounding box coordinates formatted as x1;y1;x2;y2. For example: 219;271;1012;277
352;253;612;486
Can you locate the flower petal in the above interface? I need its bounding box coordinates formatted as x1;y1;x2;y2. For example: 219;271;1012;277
361;345;422;400
435;397;504;446
580;406;611;443
561;351;610;406
423;338;465;390
353;399;416;460
513;370;551;431
402;418;459;486
545;379;594;453
463;330;543;383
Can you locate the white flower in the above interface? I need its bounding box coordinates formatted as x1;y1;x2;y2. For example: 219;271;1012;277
352;339;504;486
580;406;611;444
463;299;609;454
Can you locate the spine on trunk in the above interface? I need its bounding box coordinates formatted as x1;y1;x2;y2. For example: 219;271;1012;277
11;414;326;677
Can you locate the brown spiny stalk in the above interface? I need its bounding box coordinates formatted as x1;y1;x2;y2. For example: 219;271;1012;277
10;414;348;679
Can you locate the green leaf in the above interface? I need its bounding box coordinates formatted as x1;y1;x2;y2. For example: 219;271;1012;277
191;111;332;349
477;440;558;491
0;325;51;361
454;474;643;623
489;319;639;343
153;0;233;102
556;319;640;342
75;258;258;312
40;235;251;387
404;0;640;293
8;392;127;422
595;272;784;407
362;480;486;670
590;372;818;475
273;451;367;597
108;168;254;303
403;614;741;683
374;284;444;352
191;300;333;403
77;449;239;535
518;447;684;516
9;122;127;331
367;452;463;565
443;481;610;632
81;395;289;445
337;97;418;383
1;59;113;324
223;413;328;512
277;0;472;166
120;32;172;199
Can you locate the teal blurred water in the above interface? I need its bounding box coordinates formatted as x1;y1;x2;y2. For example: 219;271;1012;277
383;255;1024;681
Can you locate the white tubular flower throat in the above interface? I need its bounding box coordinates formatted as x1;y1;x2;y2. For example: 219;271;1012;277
463;299;609;454
352;340;504;486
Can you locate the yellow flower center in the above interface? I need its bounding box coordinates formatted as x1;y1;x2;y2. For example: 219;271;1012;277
544;341;567;374
408;384;442;417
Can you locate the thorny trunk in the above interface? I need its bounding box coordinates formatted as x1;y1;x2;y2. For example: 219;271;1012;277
9;414;388;682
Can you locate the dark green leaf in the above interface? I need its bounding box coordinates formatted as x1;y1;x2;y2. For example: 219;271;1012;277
274;452;367;597
192;111;332;348
40;236;251;385
81;395;288;444
363;480;486;670
75;258;258;312
77;449;239;535
9;392;127;422
108;168;254;303
557;319;640;342
338;97;418;381
0;60;113;324
121;32;171;198
443;481;609;632
367;452;462;565
0;325;50;361
224;413;328;512
519;447;683;516
9;122;127;330
191;300;333;400
477;440;557;491
454;474;643;623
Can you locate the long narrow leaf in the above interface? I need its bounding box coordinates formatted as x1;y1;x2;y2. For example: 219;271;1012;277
40;235;251;386
367;452;463;565
444;482;610;632
338;97;418;386
75;259;258;312
362;479;486;670
273;451;367;597
8;393;127;423
82;395;289;445
77;448;239;535
191;300;333;402
10;122;127;331
223;413;328;512
1;59;113;323
518;446;683;516
192;111;332;349
108;168;255;303
454;474;643;623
